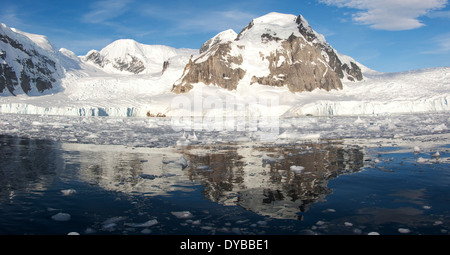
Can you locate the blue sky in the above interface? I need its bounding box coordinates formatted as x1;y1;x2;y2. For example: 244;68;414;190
1;0;449;72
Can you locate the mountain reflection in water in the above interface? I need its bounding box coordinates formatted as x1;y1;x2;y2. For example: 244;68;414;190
182;141;364;219
0;135;364;221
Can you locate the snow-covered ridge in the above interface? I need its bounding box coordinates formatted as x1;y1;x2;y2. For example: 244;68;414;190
82;39;197;75
0;23;81;96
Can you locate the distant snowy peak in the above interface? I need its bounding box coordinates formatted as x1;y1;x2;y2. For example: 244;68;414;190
82;39;197;75
173;12;364;94
0;23;78;96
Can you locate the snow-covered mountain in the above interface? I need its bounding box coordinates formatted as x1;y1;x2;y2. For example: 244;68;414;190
0;23;80;96
82;39;196;75
173;12;363;94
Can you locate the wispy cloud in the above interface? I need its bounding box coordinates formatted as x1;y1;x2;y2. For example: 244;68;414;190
140;4;256;35
427;10;450;18
81;0;134;24
422;33;450;54
0;4;27;29
319;0;448;30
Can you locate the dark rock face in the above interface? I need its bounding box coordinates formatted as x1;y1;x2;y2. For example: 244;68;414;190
162;60;170;74
84;51;104;67
113;54;145;74
84;51;146;74
0;33;57;95
296;15;363;82
172;42;246;93
0;58;19;95
250;34;343;92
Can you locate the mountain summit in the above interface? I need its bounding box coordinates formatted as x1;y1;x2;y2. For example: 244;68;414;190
172;12;363;94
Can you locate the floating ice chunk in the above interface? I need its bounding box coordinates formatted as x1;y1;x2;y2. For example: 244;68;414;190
367;232;380;235
354;116;365;124
171;211;194;219
67;232;80;235
290;165;305;173
141;228;152;234
102;223;117;231
398;228;411;234
257;220;267;226
367;125;380;132
416;157;428;164
125;219;158;228
433;151;440;158
393;134;404;139
176;138;191;147
423;205;431;210
414;146;421;154
61;189;77;196
432;124;447;132
298;133;321;141
175;156;189;168
262;153;277;163
315;220;326;226
201;226;214;231
52;212;71;221
102;216;126;229
344;222;353;227
434;221;443;226
32;121;43;126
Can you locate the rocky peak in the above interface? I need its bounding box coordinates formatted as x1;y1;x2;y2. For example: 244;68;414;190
173;42;246;93
173;12;364;94
295;15;363;82
200;29;237;54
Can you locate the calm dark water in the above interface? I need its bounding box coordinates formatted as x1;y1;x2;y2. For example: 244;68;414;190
0;134;449;235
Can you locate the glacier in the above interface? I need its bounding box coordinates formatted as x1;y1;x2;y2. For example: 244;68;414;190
1;66;448;117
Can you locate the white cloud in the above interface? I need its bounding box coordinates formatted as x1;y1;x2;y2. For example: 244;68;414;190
319;0;448;30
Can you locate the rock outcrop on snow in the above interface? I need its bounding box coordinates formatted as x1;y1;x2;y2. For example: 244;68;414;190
173;12;363;94
172;42;246;93
83;48;146;74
